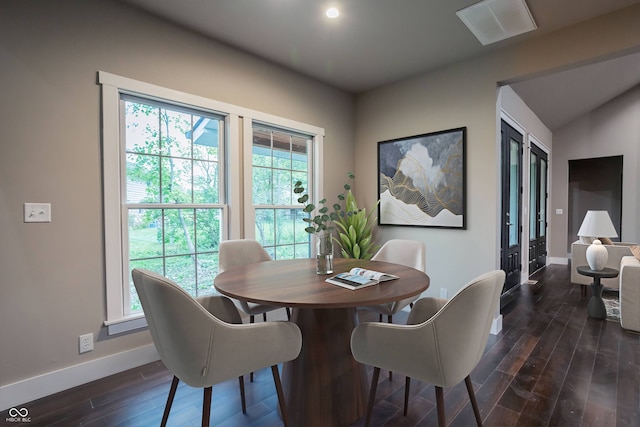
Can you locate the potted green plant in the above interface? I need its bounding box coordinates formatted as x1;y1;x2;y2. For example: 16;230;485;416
293;173;378;272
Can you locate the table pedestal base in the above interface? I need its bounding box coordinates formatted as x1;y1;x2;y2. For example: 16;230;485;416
588;281;607;319
282;307;368;427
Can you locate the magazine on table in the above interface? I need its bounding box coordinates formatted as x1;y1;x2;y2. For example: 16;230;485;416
325;268;399;290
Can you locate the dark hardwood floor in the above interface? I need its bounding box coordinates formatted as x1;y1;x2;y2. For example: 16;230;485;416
4;265;639;426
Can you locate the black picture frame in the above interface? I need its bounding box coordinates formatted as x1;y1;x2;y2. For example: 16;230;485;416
377;127;466;229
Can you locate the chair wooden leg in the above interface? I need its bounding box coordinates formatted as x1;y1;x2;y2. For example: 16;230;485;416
387;315;393;381
465;376;483;427
263;312;267;322
161;375;179;427
238;376;246;413
435;386;446;427
286;307;291;320
249;315;255;382
365;367;381;427
202;386;212;427
271;365;289;427
404;376;411;416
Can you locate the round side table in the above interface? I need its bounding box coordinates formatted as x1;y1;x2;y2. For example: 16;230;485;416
576;266;619;319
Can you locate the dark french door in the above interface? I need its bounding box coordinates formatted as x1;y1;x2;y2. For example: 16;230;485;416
500;120;522;295
528;144;548;273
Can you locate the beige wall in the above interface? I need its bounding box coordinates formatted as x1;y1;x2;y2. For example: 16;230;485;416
354;5;640;297
551;85;640;256
0;0;354;390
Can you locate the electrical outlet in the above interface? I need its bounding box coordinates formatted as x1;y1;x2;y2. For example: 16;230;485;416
79;333;94;354
440;288;448;298
24;203;51;223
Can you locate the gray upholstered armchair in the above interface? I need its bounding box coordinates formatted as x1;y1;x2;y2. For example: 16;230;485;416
132;268;302;427
351;270;505;427
361;239;427;323
219;239;290;323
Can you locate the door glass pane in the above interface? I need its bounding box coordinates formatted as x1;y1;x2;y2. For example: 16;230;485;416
509;139;519;246
540;158;547;237
530;152;537;239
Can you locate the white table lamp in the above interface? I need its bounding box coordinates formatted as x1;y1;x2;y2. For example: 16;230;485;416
577;210;618;270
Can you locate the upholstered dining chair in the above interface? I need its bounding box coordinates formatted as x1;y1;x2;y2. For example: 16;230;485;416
363;239;427;323
132;269;302;427
219;239;291;323
351;270;505;427
361;239;426;380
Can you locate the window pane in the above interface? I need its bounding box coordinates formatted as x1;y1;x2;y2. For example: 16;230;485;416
125;101;159;155
161;157;192;203
509;139;520;246
194;160;218;203
274;169;293;205
272;131;292;169
196;208;222;252
253;167;273;204
126;153;160;203
292;136;309;171
192;116;220;161
530;152;537;240
276;209;295;245
295;243;310;258
275;245;295;260
294;208;310;244
128;209;163;259
255;209;275;246
253;129;272;167
161;110;191;158
163;209;195;256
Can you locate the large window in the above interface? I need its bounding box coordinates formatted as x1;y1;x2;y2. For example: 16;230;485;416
123;96;225;312
251;125;311;259
99;72;324;334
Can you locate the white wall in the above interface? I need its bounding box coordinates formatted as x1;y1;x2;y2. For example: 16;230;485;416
550;85;640;258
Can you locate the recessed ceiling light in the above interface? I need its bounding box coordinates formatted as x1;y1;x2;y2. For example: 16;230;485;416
326;7;340;19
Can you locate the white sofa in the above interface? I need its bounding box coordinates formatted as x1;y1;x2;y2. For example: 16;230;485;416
620;255;640;333
571;241;636;289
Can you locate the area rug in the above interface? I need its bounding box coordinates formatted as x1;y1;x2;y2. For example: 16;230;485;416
602;289;620;322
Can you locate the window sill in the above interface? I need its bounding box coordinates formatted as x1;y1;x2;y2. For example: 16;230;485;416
104;314;148;335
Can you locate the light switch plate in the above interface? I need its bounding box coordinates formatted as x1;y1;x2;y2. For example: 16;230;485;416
24;203;51;223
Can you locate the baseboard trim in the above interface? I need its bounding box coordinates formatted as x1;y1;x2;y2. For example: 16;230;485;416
491;314;503;335
0;344;159;411
548;257;569;265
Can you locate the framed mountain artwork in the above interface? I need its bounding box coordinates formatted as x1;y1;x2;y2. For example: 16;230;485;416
378;127;466;229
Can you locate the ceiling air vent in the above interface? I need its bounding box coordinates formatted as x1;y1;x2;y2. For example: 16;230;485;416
456;0;537;46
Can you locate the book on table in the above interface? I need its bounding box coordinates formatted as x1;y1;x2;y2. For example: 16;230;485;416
325;267;399;290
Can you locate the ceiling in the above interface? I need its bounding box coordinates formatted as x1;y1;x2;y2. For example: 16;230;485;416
120;0;640;130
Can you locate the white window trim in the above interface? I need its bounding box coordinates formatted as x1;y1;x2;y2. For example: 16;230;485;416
98;71;324;334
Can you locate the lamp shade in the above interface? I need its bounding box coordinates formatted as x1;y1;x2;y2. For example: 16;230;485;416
577;210;618;239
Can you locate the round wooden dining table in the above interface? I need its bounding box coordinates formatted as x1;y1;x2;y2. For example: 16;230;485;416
214;257;430;427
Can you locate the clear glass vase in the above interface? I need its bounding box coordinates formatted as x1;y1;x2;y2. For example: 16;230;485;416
316;230;334;275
